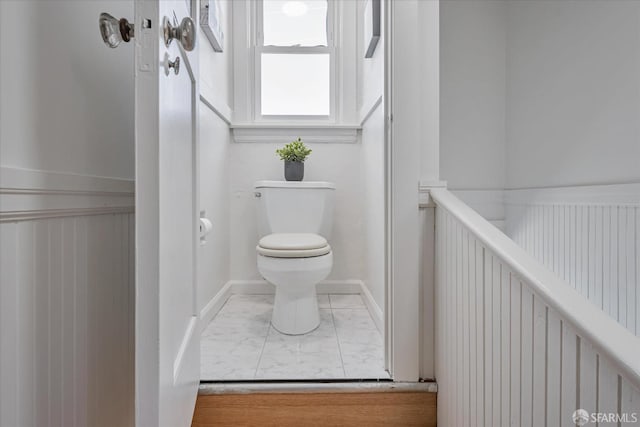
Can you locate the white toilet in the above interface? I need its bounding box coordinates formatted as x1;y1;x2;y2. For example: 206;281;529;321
254;180;335;335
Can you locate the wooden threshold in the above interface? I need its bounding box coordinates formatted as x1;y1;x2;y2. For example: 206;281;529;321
192;385;437;427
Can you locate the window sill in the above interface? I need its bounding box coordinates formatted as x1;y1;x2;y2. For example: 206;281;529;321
230;123;361;144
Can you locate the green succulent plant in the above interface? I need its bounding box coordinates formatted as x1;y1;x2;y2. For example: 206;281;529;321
275;138;312;162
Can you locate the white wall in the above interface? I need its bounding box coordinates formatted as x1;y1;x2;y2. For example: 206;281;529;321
438;0;507;228
358;0;384;121
199;0;233;115
440;0;640;192
358;0;385;309
197;107;231;316
418;0;440;184
501;0;640;338
0;0;134;179
438;0;640;337
0;1;135;425
439;0;640;216
439;0;506;192
360;109;385;307
506;0;640;189
229;141;365;282
198;0;233;316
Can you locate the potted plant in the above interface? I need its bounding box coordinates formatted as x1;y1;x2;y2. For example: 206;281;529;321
275;138;312;181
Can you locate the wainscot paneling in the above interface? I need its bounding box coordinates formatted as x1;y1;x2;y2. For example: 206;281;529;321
505;184;640;336
434;202;640;427
0;167;134;427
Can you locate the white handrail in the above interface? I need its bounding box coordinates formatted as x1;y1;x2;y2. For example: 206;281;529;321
430;187;640;391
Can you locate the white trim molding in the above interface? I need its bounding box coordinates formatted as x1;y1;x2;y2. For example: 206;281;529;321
359;95;383;127
359;282;384;334
420;184;506;229
199;79;232;125
505;182;640;206
199;95;232;126
1;166;134;194
231;124;360;144
199;281;234;328
1;206;135;223
0;166;135;222
386;0;429;382
173;316;198;384
418;181;448;208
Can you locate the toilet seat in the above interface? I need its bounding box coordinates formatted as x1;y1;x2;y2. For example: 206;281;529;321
256;245;331;258
258;233;327;250
257;233;331;258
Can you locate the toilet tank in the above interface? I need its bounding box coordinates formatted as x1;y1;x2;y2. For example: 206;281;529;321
254;180;335;238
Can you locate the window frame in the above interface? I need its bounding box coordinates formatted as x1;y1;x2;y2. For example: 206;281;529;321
252;0;337;122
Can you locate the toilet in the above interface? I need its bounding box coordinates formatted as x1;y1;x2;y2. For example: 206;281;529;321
254;180;335;335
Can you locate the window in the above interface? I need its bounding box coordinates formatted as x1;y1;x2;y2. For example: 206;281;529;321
255;0;335;119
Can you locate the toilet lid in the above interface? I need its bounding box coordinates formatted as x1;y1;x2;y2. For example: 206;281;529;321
258;233;328;251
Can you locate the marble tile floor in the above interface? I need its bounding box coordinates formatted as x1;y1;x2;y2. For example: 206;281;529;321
201;294;389;380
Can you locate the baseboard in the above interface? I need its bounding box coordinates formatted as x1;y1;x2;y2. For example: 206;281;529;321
200;281;234;327
225;280;272;294
227;279;363;295
319;280;364;294
358;282;384;334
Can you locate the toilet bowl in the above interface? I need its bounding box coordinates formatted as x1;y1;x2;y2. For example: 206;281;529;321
254;181;335;335
257;233;333;334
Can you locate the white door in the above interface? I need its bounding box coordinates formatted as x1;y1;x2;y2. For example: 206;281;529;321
134;1;200;426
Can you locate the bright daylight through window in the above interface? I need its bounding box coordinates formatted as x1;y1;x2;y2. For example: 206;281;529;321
258;0;332;117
